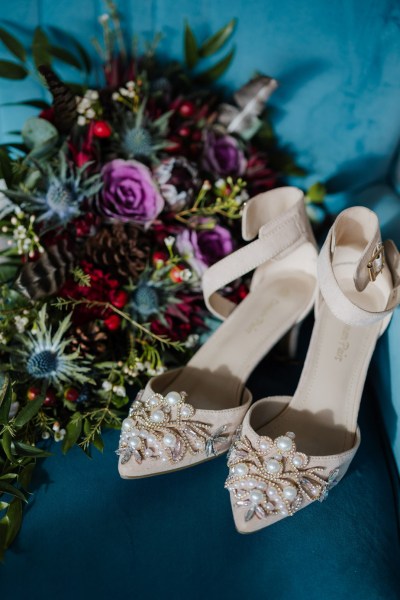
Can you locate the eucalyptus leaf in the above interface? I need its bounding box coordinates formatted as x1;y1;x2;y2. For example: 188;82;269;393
92;432;104;453
0;264;19;285
196;47;235;83
199;19;236;57
0;474;17;481
1;431;13;462
0;481;27;502
5;499;22;548
0;376;12;426
0;501;9;511
0;514;9;561
19;463;36;491
13;385;46;428
0;60;28;80
32;27;51;70
62;416;82;454
22;117;58;151
50;45;82;70
184;22;198;69
0;28;26;62
12;441;51;458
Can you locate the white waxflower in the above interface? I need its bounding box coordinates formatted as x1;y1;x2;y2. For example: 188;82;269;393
185;334;199;349
102;381;112;392
54;428;66;442
164;235;175;248
114;385;126;397
180;269;192;282
14;315;29;333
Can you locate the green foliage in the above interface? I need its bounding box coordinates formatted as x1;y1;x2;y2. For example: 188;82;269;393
32;27;52;70
0;60;28;80
183;19;236;83
306;182;326;203
0;28;26;62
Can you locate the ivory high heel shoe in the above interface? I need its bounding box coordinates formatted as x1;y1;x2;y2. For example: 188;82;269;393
117;187;318;478
226;206;400;532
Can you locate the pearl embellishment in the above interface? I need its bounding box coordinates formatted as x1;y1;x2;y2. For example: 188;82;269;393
181;406;192;418
150;409;165;423
283;485;297;501
276;436;293;453
234;463;248;476
163;432;177;448
122;418;133;432
129;436;141;449
164;391;182;406
249;490;264;504
266;459;281;474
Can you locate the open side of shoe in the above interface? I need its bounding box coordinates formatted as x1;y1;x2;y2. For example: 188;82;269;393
226;206;400;533
117;187;318;478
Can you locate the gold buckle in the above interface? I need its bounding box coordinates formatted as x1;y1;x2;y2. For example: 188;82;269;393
367;242;385;282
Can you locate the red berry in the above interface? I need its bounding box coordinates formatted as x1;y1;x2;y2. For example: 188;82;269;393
93;120;112;138
43;388;57;407
152;251;168;267
169;265;184;283
179;101;195;118
165;138;182;153
104;314;121;331
178;126;190;137
110;290;129;309
64;387;79;403
27;386;40;401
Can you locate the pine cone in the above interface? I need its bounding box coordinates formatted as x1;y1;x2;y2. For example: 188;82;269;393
70;322;108;357
38;66;77;134
84;223;151;280
17;239;75;300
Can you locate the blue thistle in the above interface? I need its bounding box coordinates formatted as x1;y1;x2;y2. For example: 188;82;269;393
121;127;153;158
5;151;103;229
131;283;160;319
16;305;91;386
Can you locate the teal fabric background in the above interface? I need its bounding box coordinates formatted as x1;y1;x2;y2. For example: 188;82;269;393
1;346;399;600
0;1;399;596
1;0;399;471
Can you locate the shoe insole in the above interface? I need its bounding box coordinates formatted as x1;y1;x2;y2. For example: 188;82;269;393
158;272;316;411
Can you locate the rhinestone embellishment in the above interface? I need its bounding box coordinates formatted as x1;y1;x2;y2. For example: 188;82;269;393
225;432;339;522
117;390;231;465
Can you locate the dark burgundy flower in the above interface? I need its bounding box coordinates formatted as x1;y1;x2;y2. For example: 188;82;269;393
154;157;200;211
202;131;247;177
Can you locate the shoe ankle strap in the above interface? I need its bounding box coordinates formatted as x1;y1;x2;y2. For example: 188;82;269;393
203;186;316;320
318;206;400;328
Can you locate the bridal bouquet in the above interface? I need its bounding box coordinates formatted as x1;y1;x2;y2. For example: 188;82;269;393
0;2;325;555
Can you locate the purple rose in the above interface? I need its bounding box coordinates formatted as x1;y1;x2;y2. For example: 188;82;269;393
176;222;234;276
99;159;164;226
202;132;247;177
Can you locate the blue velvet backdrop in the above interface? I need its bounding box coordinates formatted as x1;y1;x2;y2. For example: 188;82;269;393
1;0;399;470
0;1;399;597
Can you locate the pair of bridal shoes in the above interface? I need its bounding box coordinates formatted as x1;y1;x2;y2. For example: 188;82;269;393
117;186;400;533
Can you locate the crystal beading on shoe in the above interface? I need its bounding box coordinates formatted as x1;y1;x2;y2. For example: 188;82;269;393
117;390;232;465
225;432;339;522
